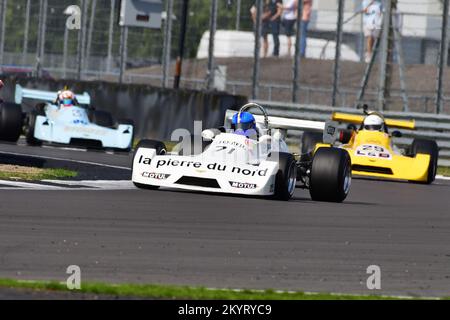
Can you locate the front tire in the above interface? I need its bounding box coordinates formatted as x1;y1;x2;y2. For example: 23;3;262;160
133;139;167;190
0;102;23;143
269;152;297;201
309;147;351;202
24;110;44;146
410;139;439;184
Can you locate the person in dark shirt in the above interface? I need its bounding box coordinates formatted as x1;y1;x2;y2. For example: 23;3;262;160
268;0;282;57
251;0;282;58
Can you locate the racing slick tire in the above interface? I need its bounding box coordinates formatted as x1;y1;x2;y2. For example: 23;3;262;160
133;139;167;190
90;110;114;128
301;131;323;154
0;102;23;142
410;139;439;184
24;110;44;146
269;152;297;201
309;147;351;202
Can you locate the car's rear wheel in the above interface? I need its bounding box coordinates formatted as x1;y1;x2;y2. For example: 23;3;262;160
0;102;23;143
24;110;44;146
301;131;323;154
410;139;439;184
173;135;211;156
90;110;114;128
309;147;351;202
133;139;167;190
269;152;297;201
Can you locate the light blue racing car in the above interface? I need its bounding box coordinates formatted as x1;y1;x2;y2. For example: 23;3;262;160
0;85;134;151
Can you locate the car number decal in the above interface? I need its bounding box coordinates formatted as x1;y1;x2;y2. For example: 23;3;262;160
355;144;392;160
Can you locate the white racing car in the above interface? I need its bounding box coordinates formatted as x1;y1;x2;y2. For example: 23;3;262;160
0;85;134;151
132;103;352;202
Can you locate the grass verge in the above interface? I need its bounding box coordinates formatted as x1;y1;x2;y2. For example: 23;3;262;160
0;165;77;181
0;278;421;300
437;167;450;177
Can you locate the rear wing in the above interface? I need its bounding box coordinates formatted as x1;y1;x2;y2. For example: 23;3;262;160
224;109;325;132
14;84;91;105
332;112;415;130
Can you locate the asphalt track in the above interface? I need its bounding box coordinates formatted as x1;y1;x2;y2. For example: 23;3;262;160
1;142;450;297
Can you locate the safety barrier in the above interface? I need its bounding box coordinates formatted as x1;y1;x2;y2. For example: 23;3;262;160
1;77;245;141
253;100;450;167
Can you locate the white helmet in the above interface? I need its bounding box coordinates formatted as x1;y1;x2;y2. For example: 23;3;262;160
363;114;384;131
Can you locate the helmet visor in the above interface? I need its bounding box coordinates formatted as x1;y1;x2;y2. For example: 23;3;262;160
234;122;255;132
63;98;73;105
364;124;382;131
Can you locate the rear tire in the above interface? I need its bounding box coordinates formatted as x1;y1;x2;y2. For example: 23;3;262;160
301;131;323;154
309;147;351;202
133;139;167;190
269;152;297;201
0;102;23;142
90;110;114;128
410;139;439;184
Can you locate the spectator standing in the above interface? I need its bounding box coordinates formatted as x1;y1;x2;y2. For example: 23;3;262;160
268;0;283;57
362;0;383;63
282;0;298;56
250;1;273;58
300;0;313;58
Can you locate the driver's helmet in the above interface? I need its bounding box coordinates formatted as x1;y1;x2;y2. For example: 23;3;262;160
58;90;76;107
232;111;257;137
363;114;384;131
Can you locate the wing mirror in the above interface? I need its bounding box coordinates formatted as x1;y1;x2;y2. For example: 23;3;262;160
391;130;402;138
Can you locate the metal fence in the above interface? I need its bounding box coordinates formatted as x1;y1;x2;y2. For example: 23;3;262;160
253;99;450;166
1;0;450;114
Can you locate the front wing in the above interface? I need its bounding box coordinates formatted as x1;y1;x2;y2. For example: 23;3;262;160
33;115;133;149
132;147;279;196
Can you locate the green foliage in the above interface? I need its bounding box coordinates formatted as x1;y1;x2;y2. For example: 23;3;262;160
2;0;256;63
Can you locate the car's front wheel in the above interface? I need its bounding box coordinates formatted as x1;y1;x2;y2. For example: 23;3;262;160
410;139;439;184
133;139;167;190
24;110;43;146
309;147;351;202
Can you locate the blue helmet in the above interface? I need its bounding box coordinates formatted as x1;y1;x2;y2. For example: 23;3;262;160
232;112;257;135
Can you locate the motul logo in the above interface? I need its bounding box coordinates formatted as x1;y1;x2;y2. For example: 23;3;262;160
229;181;257;189
141;172;170;180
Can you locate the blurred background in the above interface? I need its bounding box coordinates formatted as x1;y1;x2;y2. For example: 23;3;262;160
1;0;450;114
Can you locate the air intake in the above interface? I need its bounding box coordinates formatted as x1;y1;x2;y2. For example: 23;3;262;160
175;176;221;188
352;165;393;175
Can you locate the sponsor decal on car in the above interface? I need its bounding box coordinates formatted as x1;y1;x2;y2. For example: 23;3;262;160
138;156;269;176
355;144;392;160
229;181;257;189
141;172;170;180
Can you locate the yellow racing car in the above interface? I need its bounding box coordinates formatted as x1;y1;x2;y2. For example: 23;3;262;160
301;105;439;184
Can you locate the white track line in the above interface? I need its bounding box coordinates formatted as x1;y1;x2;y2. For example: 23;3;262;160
0;180;135;190
0;150;130;171
436;175;450;181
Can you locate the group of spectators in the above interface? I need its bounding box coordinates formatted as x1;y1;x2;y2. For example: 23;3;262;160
250;0;313;58
249;0;383;63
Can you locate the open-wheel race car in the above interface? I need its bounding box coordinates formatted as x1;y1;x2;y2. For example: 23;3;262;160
132;103;352;202
302;104;439;184
0;84;134;151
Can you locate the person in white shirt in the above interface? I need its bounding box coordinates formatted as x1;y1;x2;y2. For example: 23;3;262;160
282;0;297;56
362;0;383;63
